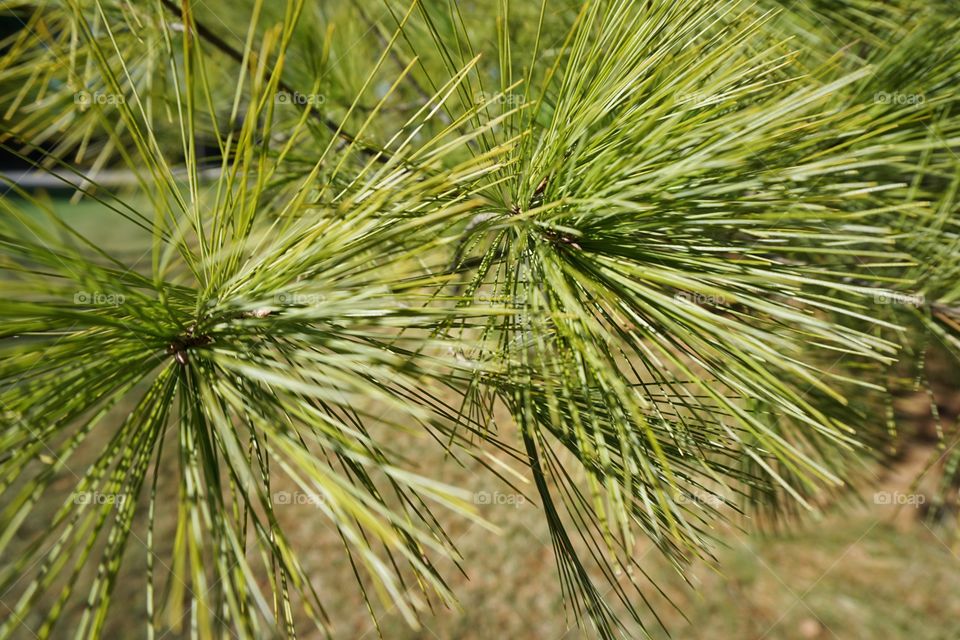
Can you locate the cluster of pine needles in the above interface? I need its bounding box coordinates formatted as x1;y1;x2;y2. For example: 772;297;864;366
0;0;958;638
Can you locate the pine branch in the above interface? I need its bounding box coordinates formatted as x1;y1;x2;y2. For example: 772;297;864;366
158;0;389;160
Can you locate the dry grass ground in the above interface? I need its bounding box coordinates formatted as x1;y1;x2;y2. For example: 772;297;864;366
286;443;960;640
9;432;960;640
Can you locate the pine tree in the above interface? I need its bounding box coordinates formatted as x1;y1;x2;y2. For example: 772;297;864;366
0;1;958;638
